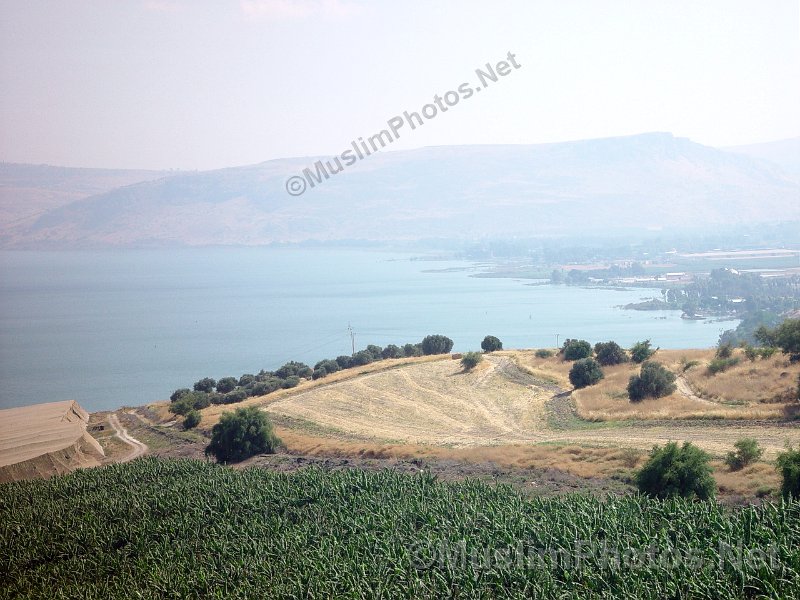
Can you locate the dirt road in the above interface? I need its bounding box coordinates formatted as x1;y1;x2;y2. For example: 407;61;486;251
108;413;148;462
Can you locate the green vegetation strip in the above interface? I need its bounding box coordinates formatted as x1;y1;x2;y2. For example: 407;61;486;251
2;458;799;598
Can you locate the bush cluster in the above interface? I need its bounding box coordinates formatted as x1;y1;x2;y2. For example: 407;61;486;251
168;335;456;416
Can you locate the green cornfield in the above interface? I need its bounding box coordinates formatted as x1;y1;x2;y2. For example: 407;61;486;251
1;457;799;599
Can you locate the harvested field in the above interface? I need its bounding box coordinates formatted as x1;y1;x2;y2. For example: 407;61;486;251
262;352;799;459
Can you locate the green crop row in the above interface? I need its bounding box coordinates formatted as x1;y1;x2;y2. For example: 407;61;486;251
1;458;799;599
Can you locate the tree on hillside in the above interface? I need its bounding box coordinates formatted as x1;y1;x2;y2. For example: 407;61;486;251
481;335;503;352
170;388;191;402
336;355;354;369
216;377;238;394
460;351;483;371
594;341;628;366
403;343;423;357
627;362;676;402
382;344;403;359
183;410;201;430
193;377;216;393
238;374;256;387
365;345;384;361
421;335;454;355
314;359;341;375
561;339;592;361
630;340;657;363
352;350;374;366
275;361;313;379
756;319;800;362
636;441;716;500
569;358;604;388
206;406;280;463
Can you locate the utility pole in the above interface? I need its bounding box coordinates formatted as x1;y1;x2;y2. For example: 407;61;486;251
348;323;355;357
556;333;560;348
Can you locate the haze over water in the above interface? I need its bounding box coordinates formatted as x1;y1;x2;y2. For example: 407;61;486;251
0;248;737;412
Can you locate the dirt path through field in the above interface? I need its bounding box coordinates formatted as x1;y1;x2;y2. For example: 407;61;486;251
675;376;716;406
265;353;799;458
108;413;148;461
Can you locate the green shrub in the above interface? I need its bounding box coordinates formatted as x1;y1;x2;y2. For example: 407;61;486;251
630;340;656;363
170;388;191;402
365;345;384;361
216;377;238;394
758;346;777;359
381;344;403;359
193;377;216;393
636;441;716;500
312;368;327;380
169;391;210;415
680;358;700;372
724;438;763;471
251;380;279;396
314;359;341;375
403;343;423;358
756;319;800;362
205;406;280;463
743;345;759;362
561;339;592;361
707;356;740;375
460;351;483;371
593;341;628;366
336;355;354;369
183;410;201;430
627;362;676;402
535;349;554;358
238;374;256;387
275;361;313;379
352;350;374;366
223;389;247;404
421;334;454;355
480;335;503;352
569;358;604;389
281;376;301;389
715;342;734;359
776;446;800;499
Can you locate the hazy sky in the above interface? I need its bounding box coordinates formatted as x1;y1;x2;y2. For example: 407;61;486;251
1;0;799;170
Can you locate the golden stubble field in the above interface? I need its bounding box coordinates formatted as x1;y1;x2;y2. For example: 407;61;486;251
258;351;799;460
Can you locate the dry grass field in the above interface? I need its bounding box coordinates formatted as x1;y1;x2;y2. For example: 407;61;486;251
568;349;795;421
252;351;799;460
137;348;800;499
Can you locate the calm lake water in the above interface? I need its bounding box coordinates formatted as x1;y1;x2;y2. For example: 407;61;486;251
0;249;737;412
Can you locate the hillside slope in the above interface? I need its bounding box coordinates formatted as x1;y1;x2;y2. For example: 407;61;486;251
3;133;799;247
0;163;167;228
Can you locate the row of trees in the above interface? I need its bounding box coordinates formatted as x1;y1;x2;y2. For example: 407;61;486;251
169;334;458;424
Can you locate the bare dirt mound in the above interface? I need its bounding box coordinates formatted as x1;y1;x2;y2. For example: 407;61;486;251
0;400;104;483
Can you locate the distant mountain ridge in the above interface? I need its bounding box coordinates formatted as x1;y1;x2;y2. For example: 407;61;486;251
2;133;798;248
0;163;167;229
725;137;800;181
